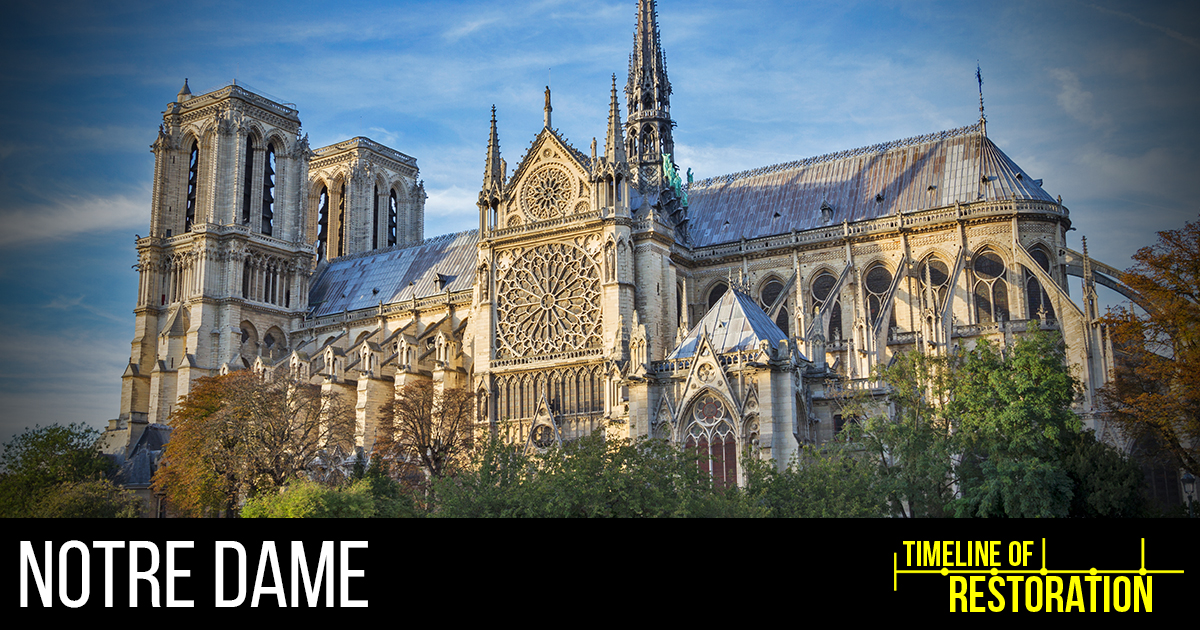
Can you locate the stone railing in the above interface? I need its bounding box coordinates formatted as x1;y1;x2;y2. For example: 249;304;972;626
489;211;601;239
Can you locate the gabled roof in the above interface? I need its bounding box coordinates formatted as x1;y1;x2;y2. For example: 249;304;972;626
667;287;791;360
308;230;478;317
685;124;1054;247
506;127;593;187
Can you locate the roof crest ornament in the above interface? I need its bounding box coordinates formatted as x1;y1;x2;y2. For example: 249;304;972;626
977;63;987;138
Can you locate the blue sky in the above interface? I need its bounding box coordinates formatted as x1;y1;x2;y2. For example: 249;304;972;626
0;0;1196;445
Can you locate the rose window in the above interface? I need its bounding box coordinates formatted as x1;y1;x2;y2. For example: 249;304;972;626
496;243;602;358
520;166;572;220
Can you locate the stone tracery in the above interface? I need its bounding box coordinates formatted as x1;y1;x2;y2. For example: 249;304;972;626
496;242;602;359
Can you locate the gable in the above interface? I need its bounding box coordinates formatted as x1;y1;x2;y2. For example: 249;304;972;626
501;130;595;227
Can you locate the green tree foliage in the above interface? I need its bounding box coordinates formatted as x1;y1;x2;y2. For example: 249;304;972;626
1099;217;1200;476
951;328;1081;517
240;479;376;518
849;327;1141;518
742;445;888;517
152;372;355;517
433;432;758;517
32;479;144;518
0;423;114;517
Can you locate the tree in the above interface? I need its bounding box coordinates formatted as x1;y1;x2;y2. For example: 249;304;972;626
1099;217;1200;476
848;327;1087;517
432;433;759;518
0;423;114;517
152;372;355;517
843;350;958;517
375;381;475;484
742;445;888;518
32;479;144;518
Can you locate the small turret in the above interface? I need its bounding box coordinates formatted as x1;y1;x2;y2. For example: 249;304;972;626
176;78;192;103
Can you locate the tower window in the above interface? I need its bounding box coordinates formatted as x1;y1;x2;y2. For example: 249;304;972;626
388;190;398;247
261;143;275;236
185;141;198;232
241;136;254;226
337;183;346;257
373;185;380;250
317;186;329;263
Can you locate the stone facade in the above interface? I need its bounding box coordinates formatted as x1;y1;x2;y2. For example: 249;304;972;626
107;0;1135;485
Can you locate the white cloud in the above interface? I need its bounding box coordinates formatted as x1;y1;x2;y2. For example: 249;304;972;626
0;188;148;247
1048;68;1112;129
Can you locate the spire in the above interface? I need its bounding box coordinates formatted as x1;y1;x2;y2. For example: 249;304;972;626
544;86;553;129
976;64;987;137
606;74;626;164
482;106;503;193
627;0;671;115
625;0;675;194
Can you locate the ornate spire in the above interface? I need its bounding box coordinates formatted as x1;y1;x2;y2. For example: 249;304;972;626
606;74;626;164
625;0;675;195
544;86;553;129
626;0;671;115
482;105;503;195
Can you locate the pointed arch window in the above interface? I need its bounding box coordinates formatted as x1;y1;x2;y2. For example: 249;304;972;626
812;271;841;341
388;190;398;247
336;184;346;258
918;256;951;313
973;251;1009;323
241;136;255;226
684;393;738;489
185;140;199;232
1025;248;1056;321
316;186;329;263
261;142;275;236
707;282;727;310
373;184;380;250
864;264;895;328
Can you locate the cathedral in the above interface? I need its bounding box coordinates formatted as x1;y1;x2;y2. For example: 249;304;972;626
106;0;1137;487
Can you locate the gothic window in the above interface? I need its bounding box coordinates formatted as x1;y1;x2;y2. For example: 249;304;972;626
973;250;1009;324
261;143;275;236
316;186;329;263
495;243;602;359
185;140;199;232
864;264;894;328
372;185;379;250
707;282;727;310
917;255;951;313
760;279;784;312
388;190;398;246
520;166;571;220
811;271;841;340
336;183;346;257
1025;247;1056;321
241;136;255;226
684;393;738;489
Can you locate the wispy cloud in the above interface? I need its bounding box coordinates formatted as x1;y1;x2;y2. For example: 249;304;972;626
0;189;147;247
1080;1;1200;49
1048;68;1112;129
44;294;127;325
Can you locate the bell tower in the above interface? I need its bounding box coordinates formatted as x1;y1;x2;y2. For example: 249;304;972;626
115;81;315;453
